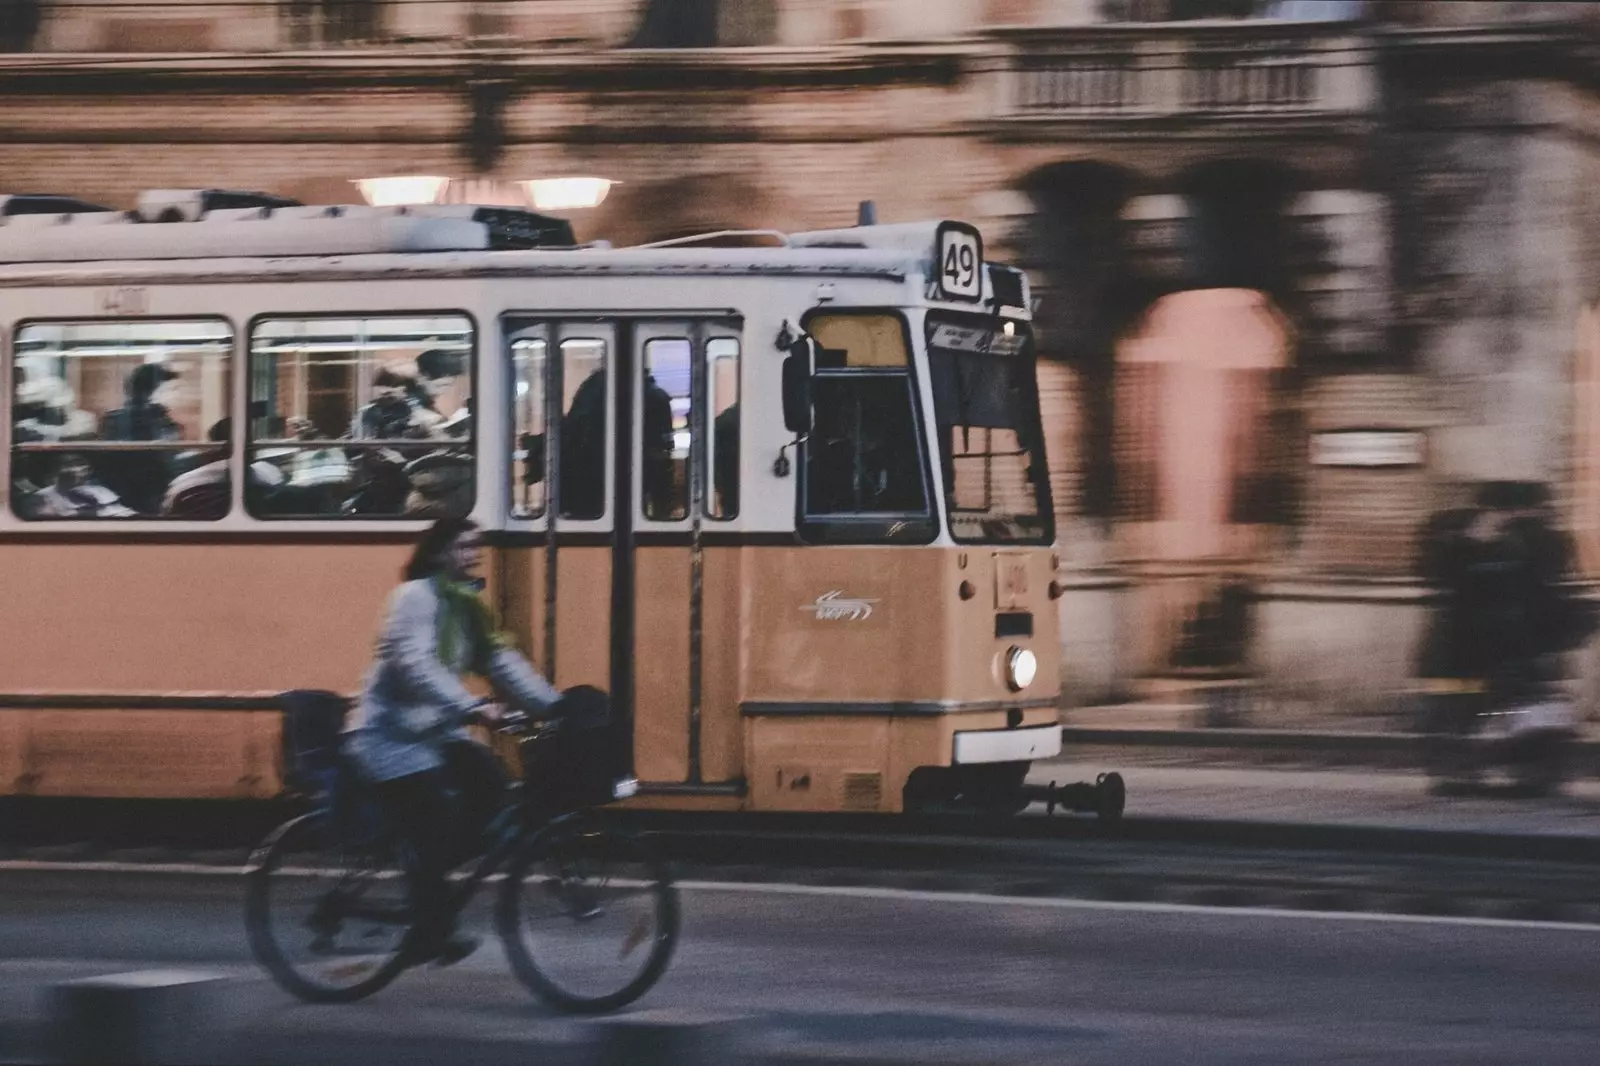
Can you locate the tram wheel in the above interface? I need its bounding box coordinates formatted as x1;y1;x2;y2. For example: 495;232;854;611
1509;733;1570;797
960;762;1031;815
1094;772;1126;827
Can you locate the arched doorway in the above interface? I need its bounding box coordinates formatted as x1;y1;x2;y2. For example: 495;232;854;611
1020;157;1309;685
1112;288;1297;674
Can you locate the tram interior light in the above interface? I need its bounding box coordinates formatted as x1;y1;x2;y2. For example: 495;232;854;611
355;176;450;207
522;177;614;212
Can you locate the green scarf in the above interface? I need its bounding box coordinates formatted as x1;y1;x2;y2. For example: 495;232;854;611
433;575;508;677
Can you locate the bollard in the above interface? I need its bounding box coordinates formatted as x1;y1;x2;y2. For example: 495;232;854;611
593;1010;750;1066
48;969;236;1066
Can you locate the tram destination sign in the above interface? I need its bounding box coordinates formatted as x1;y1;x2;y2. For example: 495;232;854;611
1309;430;1425;468
929;321;1026;357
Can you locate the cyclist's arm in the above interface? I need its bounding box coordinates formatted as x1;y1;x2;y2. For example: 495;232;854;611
484;648;562;715
379;581;482;736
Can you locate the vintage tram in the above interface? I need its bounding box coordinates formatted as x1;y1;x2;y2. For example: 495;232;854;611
0;188;1111;816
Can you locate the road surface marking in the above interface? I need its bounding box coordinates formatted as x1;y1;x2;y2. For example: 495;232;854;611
3;860;1597;934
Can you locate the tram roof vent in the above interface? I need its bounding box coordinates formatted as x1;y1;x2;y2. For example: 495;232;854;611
137;189;304;223
0;191;581;262
790;220;948;254
0;193;115;217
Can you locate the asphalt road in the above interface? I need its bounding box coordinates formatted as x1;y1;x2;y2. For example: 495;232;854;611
2;870;1597;1064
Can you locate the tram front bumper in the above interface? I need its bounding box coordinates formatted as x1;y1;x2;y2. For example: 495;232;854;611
951;724;1062;765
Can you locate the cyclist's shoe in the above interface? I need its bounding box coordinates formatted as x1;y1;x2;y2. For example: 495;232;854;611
401;930;480;968
429;933;480;968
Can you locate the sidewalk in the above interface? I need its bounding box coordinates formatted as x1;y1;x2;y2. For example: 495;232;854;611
1027;760;1600;838
1052;701;1600;778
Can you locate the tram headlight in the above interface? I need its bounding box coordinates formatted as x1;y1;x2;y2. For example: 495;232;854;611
1003;646;1038;692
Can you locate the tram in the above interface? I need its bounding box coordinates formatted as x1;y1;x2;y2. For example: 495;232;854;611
0;188;1113;816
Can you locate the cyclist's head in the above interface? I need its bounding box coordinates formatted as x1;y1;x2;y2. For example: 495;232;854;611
405;516;482;582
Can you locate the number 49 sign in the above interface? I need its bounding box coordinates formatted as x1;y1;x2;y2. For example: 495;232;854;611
936;222;984;303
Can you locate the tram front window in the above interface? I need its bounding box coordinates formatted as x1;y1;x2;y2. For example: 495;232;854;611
799;313;934;544
926;314;1052;544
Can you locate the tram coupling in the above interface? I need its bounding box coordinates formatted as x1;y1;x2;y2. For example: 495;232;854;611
1022;772;1126;826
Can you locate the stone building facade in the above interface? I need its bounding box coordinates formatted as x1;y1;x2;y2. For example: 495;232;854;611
4;0;1600;718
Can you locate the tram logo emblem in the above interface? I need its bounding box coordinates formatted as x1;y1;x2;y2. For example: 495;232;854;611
801;590;880;622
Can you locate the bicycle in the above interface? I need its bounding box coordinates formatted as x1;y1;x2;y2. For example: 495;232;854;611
244;694;679;1013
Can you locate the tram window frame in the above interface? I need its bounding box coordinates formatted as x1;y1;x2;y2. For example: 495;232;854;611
795;309;937;546
706;337;740;521
9;316;236;522
243;310;478;522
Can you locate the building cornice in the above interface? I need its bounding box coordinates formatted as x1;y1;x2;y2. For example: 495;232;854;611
0;44;973;93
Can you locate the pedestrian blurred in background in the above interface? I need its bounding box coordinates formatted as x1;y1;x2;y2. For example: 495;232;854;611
1415;481;1596;793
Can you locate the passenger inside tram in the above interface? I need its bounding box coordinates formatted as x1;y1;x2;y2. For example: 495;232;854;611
158;417;232;519
559;368;608;519
12;370;97;501
98;362;183;515
713;402;739;517
245;316;475;519
24;453;135;519
10;319;232;521
806;376;926;515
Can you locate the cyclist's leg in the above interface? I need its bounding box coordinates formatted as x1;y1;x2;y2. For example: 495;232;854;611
370;769;455;950
441;740;508;855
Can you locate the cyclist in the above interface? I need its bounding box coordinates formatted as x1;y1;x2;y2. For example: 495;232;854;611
343;516;561;965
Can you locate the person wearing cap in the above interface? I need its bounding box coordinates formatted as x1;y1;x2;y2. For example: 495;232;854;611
100;362;183;515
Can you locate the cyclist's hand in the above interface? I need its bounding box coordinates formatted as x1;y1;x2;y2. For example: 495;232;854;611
466;700;504;727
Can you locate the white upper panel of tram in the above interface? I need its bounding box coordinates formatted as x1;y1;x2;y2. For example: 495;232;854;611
0;189;1029;318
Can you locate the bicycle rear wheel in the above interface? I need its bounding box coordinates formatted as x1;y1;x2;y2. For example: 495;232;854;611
496;816;679;1014
245;810;413;1003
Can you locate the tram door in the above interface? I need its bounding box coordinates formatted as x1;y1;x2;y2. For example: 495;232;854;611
504;320;617;700
629;320;743;791
503;317;743;793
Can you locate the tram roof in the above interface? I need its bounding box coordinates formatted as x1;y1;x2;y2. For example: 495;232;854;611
0;192;1031;316
0;193;918;275
0;243;919;286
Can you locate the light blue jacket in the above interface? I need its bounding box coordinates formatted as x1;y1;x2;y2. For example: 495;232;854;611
343;578;561;782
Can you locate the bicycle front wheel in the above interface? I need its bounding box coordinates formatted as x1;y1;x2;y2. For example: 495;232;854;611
245;811;414;1003
496;817;679;1014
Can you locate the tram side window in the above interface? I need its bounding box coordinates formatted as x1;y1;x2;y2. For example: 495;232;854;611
246;315;474;519
642;338;692;521
557;339;609;521
799;314;932;543
10;320;233;521
707;338;739;520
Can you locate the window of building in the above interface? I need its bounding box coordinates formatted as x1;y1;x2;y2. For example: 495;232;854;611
11;319;233;521
247;314;473;519
0;0;41;51
799;313;934;544
627;0;777;47
1098;0;1362;19
279;0;384;47
707;338;740;520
